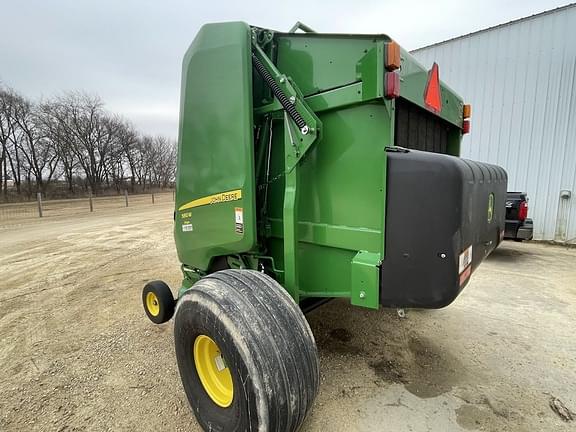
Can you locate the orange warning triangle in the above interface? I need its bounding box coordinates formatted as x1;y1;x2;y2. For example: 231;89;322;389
424;62;442;113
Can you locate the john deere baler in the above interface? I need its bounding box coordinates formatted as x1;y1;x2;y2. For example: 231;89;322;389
142;22;507;432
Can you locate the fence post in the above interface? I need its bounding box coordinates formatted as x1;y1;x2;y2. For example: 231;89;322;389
152;193;155;204
89;190;93;212
37;192;43;218
124;189;129;207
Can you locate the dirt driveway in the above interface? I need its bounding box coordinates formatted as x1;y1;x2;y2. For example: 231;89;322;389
1;201;575;431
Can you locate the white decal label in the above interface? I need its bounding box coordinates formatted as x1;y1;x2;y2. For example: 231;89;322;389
459;245;473;274
235;207;244;234
182;222;193;232
235;207;243;223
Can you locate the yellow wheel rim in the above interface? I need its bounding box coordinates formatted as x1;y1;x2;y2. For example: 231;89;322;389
146;292;160;317
193;335;234;407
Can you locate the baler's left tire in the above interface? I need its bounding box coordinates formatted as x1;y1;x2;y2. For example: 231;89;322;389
142;280;175;324
174;269;319;432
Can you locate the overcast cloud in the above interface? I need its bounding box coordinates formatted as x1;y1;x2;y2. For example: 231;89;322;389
0;0;570;138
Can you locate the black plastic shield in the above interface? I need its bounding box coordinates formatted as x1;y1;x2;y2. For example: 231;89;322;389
380;150;507;308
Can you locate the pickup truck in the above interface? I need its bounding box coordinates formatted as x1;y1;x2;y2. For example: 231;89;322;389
505;192;533;241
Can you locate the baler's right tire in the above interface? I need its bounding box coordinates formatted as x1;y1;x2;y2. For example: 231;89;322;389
174;269;319;432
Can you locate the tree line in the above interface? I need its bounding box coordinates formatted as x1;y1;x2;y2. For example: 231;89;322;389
0;85;176;201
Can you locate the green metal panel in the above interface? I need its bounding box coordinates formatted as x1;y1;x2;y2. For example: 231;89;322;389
262;101;389;307
275;34;389;96
252;33;395;307
174;22;256;271
174;23;467;309
273;34;463;129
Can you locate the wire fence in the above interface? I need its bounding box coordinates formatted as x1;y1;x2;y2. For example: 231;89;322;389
0;191;175;227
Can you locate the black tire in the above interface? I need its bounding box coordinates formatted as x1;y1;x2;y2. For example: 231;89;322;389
142;280;175;324
207;255;230;273
174;269;319;432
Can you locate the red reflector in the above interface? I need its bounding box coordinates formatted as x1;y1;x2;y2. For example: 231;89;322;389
424;62;442;113
459;265;471;286
385;72;400;99
462;119;470;134
518;201;528;221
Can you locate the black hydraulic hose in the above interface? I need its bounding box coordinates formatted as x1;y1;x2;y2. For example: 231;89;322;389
251;53;307;131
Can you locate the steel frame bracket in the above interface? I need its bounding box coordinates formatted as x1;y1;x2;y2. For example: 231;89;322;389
251;36;325;302
251;41;322;172
288;21;316;33
350;251;381;309
356;42;385;100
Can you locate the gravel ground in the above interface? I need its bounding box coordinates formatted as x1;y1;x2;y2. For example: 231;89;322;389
0;201;575;431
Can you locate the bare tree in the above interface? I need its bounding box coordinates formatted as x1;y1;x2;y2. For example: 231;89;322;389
151;136;176;188
1;84;176;201
0;86;22;196
39;100;79;193
45;92;116;193
102;115;131;192
8;92;59;195
135;135;154;190
0;87;11;197
117;120;139;192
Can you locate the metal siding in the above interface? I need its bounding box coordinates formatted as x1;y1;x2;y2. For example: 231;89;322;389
412;5;576;242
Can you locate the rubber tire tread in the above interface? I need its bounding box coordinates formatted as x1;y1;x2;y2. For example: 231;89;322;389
142;280;174;324
174;269;319;432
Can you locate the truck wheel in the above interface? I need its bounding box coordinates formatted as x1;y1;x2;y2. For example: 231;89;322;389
142;280;175;324
174;269;319;431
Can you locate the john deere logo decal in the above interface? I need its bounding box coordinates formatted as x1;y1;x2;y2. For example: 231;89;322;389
487;193;495;223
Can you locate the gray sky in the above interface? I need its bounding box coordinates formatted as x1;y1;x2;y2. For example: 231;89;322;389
0;0;570;138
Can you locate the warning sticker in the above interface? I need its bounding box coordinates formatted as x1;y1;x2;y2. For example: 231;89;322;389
235;207;243;224
235;207;244;234
459;265;472;286
458;245;473;274
182;222;193;232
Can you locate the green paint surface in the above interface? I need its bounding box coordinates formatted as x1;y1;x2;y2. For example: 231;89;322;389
175;22;464;308
174;22;256;270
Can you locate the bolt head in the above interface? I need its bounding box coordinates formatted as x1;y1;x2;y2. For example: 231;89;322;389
301;125;309;135
359;291;366;299
289;96;296;104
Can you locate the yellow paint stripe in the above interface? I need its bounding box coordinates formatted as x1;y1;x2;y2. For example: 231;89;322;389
178;189;242;211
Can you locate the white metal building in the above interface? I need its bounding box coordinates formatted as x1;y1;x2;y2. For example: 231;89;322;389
412;4;576;243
